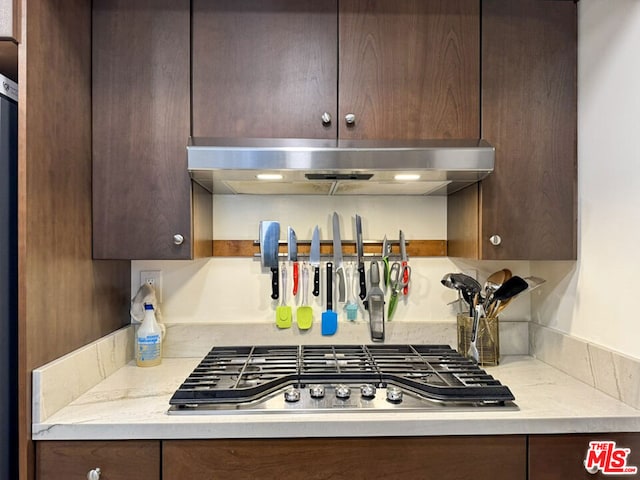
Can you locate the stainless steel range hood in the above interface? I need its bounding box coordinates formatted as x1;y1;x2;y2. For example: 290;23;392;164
188;137;494;196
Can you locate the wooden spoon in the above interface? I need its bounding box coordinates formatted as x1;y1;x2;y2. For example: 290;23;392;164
483;269;507;309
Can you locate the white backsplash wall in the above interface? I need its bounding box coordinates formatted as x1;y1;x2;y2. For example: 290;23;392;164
134;257;459;324
211;194;447;240
531;0;640;361
132;195;531;325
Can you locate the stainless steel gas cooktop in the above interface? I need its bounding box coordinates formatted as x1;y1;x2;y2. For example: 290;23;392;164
168;345;516;414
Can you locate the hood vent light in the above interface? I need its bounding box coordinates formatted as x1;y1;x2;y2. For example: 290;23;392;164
256;174;284;181
394;174;421;181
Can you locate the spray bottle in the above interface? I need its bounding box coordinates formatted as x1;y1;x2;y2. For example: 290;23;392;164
136;303;162;367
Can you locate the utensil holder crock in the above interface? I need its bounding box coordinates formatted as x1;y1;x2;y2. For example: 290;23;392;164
457;314;500;366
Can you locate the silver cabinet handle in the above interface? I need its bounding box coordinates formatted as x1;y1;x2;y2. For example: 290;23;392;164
87;468;101;480
345;113;356;125
173;234;184;245
321;112;332;125
489;235;502;246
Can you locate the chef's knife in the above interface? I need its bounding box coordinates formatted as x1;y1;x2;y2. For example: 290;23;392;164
400;230;409;295
310;225;321;297
288;227;299;296
355;214;366;302
332;212;346;302
260;221;280;300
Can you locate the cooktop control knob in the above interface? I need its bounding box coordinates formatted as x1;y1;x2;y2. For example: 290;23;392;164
335;384;351;399
309;384;325;399
284;387;301;403
386;386;403;403
360;384;376;399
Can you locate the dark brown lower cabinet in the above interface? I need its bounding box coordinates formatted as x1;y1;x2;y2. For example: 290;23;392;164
36;441;160;480
36;434;640;479
529;433;640;480
162;437;527;480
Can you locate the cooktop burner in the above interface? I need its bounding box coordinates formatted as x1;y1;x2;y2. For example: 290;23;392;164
168;345;516;414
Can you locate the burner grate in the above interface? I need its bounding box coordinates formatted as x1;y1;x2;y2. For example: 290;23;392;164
169;344;515;406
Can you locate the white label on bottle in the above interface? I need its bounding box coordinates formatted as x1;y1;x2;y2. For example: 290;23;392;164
137;335;161;361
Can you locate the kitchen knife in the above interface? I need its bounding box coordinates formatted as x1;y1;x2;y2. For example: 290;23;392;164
288;226;299;296
260;221;280;300
310;225;321;297
332;212;346;302
355;214;367;302
400;230;409;295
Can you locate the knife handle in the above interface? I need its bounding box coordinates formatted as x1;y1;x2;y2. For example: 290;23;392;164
271;266;279;300
388;292;399;320
292;262;299;296
313;266;320;297
402;260;409;295
336;267;345;303
358;264;367;301
326;262;333;310
383;257;392;288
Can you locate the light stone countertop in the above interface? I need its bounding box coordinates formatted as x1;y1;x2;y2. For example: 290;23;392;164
32;355;640;440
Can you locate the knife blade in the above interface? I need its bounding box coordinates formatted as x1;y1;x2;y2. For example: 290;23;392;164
355;214;367;302
288;227;299;296
400;230;409;295
260;221;280;300
310;226;321;297
332;212;346;302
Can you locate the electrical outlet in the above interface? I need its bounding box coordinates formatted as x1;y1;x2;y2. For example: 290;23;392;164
140;270;163;303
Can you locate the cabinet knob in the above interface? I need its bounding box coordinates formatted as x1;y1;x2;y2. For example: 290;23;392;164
345;113;356;125
489;235;502;246
173;234;184;245
87;468;101;480
321;112;332;125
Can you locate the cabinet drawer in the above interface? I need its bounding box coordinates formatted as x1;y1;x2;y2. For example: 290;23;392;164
529;433;640;480
164;437;526;480
36;441;160;480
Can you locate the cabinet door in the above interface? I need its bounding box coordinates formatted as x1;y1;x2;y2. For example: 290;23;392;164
93;0;197;260
448;0;577;260
36;441;160;480
163;437;526;480
192;0;338;139
529;433;640;479
338;0;479;140
479;0;577;260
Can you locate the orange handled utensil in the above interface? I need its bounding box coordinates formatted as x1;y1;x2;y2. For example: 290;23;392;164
400;230;410;295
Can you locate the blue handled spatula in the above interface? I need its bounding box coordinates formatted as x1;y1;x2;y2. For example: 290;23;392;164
321;262;337;335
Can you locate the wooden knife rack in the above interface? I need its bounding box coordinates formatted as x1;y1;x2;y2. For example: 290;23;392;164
210;239;447;258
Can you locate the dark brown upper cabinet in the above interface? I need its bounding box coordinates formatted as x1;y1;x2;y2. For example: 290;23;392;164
192;0;480;141
448;0;577;260
192;0;339;140
92;0;212;260
338;0;479;140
